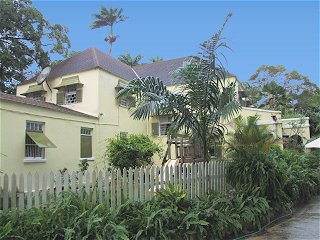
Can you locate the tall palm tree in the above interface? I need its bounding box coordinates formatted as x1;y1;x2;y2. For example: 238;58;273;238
91;6;127;55
118;52;143;67
117;13;241;161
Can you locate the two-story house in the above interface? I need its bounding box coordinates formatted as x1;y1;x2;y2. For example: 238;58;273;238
0;48;310;175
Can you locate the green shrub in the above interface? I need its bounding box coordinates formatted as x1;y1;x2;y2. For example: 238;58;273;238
105;134;161;169
226;116;290;212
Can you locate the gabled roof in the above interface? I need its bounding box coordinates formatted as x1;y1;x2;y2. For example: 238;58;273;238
22;48;136;85
0;93;97;119
21;48;236;86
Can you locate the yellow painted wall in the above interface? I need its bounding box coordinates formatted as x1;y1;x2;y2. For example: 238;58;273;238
282;117;310;144
0;100;98;176
17;69;100;117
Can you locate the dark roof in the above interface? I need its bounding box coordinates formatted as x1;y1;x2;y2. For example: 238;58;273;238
0;93;97;119
21;48;236;86
21;48;136;85
133;57;192;85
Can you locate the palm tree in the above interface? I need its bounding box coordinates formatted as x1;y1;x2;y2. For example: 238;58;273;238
91;6;127;55
149;56;163;63
118;52;143;67
118;13;241;161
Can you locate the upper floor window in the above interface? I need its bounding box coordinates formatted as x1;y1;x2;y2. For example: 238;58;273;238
54;76;83;105
21;85;46;101
25;121;56;162
152;116;172;136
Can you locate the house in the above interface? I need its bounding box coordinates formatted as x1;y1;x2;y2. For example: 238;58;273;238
0;48;311;175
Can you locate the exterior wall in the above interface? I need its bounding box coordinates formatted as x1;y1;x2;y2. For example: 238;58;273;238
282;117;310;144
16;69;100;117
0;100;98;176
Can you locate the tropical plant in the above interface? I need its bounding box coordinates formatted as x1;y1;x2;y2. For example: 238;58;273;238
118;52;143;67
149;56;163;62
117;13;241;161
91;6;127;55
105;134;161;169
226;116;291;212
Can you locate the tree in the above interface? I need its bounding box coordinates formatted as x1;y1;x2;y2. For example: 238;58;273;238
91;6;127;55
245;65;320;136
118;13;241;161
0;0;71;94
118;52;143;67
149;56;163;63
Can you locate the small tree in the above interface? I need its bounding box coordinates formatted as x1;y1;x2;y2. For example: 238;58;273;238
105;134;161;169
118;52;143;67
117;13;241;161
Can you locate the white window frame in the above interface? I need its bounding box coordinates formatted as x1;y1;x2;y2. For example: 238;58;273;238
24;121;46;163
80;127;94;161
119;97;129;108
159;116;172;136
65;85;77;104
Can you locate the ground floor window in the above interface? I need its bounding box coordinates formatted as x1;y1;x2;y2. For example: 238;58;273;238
25;121;45;159
81;128;93;159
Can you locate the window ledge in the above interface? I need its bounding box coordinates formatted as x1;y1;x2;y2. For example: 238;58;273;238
80;157;95;161
24;158;47;163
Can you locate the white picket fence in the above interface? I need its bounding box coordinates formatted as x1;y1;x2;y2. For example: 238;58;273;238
0;161;228;213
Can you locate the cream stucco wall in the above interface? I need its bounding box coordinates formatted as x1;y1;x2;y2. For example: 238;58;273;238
0;100;99;176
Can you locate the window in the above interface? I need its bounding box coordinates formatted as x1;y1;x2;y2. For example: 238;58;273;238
120;98;129;108
28;92;45;101
21;84;46;100
55;76;83;105
25;122;45;159
80;128;93;159
65;85;77;104
120;132;128;138
152;116;172;136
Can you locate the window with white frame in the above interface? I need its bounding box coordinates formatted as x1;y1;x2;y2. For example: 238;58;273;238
65;85;77;104
80;128;93;159
25;122;45;159
159;116;172;136
119;98;129;108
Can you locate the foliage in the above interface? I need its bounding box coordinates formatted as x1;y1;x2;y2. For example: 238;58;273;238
244;64;320;137
0;187;272;240
149;56;163;63
118;13;241;161
227;116;291;212
0;0;71;94
118;52;143;67
91;5;127;55
105;134;161;169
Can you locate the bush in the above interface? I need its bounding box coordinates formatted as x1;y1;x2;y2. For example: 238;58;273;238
105;134;161;169
0;188;271;240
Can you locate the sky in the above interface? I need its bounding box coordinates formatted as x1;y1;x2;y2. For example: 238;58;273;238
33;0;319;85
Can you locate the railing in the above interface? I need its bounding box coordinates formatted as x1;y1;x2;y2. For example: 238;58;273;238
0;161;228;212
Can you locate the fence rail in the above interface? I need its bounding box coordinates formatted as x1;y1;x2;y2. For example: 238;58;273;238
0;161;228;212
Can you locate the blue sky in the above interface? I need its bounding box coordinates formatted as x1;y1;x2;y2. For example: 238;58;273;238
33;0;319;85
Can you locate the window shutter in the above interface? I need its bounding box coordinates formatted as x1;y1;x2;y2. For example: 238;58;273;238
56;92;65;105
76;89;82;103
81;135;92;158
40;96;46;101
151;123;160;136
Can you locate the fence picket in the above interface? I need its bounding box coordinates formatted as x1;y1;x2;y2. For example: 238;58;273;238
117;169;122;207
92;170;97;204
56;172;62;195
150;166;155;198
11;174;17;208
105;171;110;208
27;173;32;209
134;168;139;201
123;168;128;200
155;166;160;192
145;166;150;201
160;166;164;190
3;174;9;212
71;172;76;193
78;172;83;199
187;164;191;199
49;172;54;200
139;167;144;202
18;174;24;210
128;168;133;201
34;173;39;207
63;171;69;192
98;171;103;203
110;170;115;209
42;174;47;206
